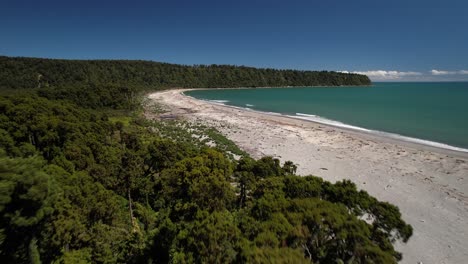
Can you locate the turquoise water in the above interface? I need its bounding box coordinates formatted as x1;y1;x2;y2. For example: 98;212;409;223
186;83;468;151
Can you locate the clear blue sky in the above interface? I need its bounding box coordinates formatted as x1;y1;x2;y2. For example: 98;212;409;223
1;0;467;81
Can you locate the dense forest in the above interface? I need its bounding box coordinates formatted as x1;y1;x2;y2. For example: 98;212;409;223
0;56;413;263
0;56;370;90
0;56;370;109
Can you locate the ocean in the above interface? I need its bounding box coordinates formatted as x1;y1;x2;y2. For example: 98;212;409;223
185;82;468;152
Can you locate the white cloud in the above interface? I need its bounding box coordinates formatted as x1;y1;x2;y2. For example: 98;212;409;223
431;69;457;75
339;69;468;81
339;70;422;80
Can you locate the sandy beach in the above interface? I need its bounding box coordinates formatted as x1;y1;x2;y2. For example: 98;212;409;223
147;89;468;264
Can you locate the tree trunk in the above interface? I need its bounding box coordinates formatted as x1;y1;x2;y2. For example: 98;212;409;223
128;188;135;228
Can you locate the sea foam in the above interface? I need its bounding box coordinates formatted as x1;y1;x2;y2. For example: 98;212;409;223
209;100;230;104
292;113;468;153
293;113;371;132
186;92;468;153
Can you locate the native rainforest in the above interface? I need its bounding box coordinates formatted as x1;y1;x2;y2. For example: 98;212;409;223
0;56;411;263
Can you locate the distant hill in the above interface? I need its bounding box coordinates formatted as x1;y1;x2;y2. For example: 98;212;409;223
0;55;370;90
0;55;370;109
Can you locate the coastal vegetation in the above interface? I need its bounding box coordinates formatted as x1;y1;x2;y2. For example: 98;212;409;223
0;56;411;263
0;55;370;108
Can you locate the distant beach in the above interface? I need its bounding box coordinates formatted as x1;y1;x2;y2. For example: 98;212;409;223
186;83;468;151
148;89;468;264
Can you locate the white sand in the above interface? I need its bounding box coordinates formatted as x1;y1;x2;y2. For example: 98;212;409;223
147;89;468;264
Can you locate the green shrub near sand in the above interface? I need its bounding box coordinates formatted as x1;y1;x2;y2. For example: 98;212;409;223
0;56;410;263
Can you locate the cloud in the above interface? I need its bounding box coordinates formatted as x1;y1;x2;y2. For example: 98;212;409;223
430;69;468;75
339;70;422;80
339;69;468;81
431;69;457;75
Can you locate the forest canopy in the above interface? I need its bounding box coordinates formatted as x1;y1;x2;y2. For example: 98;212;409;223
0;55;412;264
0;55;371;110
0;55;370;90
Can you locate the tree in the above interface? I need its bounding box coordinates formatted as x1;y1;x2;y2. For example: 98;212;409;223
234;157;256;208
172;210;241;263
159;149;235;217
282;161;297;175
0;151;53;263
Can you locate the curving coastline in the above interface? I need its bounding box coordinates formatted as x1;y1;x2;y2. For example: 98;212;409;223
147;89;468;264
186;89;468;157
290;113;468;154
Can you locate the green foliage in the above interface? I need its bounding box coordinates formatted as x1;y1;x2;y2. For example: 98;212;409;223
244;246;310;264
148;120;248;160
0;65;412;263
0;152;52;263
0;55;371;92
158;149;235;217
171;210;241;263
0;55;370;111
53;248;92;264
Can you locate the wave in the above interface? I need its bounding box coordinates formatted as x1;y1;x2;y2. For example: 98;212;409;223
204;99;282;116
293;113;372;132
246;104;254;107
188;94;468;153
383;133;468;153
209;100;230;104
292;113;468;153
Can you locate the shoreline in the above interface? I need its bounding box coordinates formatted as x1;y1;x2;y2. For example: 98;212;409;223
165;84;373;91
183;89;468;158
147;89;468;264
